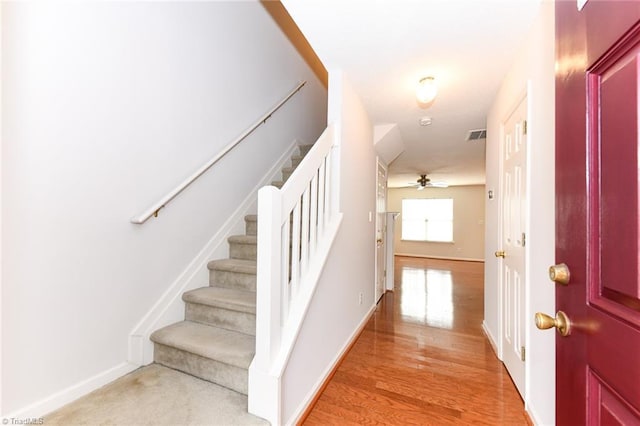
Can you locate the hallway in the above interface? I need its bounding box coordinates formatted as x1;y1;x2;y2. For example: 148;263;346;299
302;256;528;425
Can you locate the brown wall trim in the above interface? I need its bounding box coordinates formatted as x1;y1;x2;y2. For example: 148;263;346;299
260;0;328;88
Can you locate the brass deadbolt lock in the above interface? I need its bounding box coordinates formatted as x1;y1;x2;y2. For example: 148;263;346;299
549;263;570;285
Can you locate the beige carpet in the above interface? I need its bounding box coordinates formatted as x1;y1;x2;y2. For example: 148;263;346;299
44;364;269;426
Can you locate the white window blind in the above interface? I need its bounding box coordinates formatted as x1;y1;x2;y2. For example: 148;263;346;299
401;198;453;242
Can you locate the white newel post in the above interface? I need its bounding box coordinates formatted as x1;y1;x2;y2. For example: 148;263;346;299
249;185;283;425
249;125;339;425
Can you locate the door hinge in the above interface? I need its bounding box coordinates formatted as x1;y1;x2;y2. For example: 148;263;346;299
523;120;528;136
521;232;526;247
521;346;526;362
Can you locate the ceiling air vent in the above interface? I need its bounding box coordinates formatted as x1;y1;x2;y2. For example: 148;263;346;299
466;129;487;141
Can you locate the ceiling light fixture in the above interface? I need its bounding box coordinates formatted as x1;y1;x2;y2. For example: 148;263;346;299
416;76;438;104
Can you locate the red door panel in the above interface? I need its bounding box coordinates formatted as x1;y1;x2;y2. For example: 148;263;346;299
598;53;639;299
586;2;640;64
587;308;640;407
556;2;640;424
588;370;640;425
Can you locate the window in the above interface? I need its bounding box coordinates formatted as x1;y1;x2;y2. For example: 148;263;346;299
401;198;453;242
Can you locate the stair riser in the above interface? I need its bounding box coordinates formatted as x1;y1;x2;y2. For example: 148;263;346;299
291;157;302;168
154;344;248;395
209;269;256;292
282;170;293;182
186;303;256;336
245;220;257;236
299;145;313;156
229;242;257;261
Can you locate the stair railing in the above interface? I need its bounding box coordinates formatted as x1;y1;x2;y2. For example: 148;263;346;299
249;124;342;425
130;81;307;225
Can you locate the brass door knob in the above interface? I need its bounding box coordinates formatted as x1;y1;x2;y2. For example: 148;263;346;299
549;263;570;285
494;250;506;258
535;311;571;336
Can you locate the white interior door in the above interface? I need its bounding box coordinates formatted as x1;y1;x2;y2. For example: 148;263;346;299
500;96;527;397
375;159;387;303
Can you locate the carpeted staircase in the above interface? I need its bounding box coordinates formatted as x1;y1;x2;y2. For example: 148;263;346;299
150;143;313;397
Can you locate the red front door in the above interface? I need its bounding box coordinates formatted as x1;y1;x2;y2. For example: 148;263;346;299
555;1;640;424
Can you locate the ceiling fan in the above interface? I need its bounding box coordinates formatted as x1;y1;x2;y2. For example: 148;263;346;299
408;174;449;190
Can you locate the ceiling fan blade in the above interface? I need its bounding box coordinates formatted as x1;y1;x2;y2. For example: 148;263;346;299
428;182;449;188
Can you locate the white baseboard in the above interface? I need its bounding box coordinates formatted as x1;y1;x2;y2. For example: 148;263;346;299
3;362;137;420
128;141;300;366
395;253;485;262
525;404;545;426
288;304;376;426
482;320;500;359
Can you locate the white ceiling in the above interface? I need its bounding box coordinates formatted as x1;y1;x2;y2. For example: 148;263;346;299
281;0;541;188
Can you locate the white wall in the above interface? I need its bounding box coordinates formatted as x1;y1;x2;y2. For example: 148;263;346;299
281;70;376;424
0;1;3;417
389;185;485;261
485;3;555;425
1;1;327;416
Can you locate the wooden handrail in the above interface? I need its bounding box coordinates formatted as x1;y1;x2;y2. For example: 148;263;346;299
130;81;307;224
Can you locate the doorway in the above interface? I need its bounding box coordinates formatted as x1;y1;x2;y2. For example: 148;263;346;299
498;94;528;397
375;158;388;303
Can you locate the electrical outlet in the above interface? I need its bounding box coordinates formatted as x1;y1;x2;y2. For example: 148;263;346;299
358;292;363;305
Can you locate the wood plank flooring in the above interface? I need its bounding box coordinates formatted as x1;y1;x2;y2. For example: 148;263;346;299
301;256;528;425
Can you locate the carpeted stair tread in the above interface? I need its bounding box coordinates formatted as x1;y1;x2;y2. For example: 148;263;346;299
207;258;256;274
298;144;314;155
183;287;256;314
151;321;255;369
291;154;303;168
282;166;295;173
271;180;284;188
244;214;257;223
228;235;257;244
228;235;257;261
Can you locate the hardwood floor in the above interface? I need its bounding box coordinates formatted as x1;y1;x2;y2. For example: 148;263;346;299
301;256;528;425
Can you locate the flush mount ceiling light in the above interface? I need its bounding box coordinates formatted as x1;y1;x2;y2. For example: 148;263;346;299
416;76;438;104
